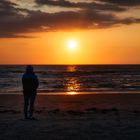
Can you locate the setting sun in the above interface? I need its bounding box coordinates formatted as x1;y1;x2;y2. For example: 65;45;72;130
67;40;77;50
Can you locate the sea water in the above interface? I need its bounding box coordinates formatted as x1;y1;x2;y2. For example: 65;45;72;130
0;65;140;94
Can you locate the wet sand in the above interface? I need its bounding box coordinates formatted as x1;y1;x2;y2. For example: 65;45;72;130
0;93;140;140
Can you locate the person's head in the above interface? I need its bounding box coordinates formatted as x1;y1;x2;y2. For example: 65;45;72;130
25;65;34;74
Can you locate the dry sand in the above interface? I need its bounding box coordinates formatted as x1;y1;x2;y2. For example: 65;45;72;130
0;93;140;140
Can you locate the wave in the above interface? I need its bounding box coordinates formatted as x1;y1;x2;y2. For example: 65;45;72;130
0;65;140;94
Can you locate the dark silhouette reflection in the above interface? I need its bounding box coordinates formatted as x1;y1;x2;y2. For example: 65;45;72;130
22;65;39;120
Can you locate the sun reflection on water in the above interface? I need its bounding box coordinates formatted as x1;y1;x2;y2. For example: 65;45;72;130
67;65;77;72
66;65;81;95
67;78;80;91
67;91;77;95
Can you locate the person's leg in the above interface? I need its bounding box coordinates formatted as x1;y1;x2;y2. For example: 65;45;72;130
29;92;36;118
23;92;29;119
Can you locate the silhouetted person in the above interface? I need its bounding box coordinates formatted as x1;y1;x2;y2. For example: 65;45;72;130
22;65;39;119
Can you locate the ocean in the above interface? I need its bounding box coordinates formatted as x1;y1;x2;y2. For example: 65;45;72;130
0;65;140;94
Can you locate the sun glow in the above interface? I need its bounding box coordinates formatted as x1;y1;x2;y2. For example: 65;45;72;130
67;40;77;50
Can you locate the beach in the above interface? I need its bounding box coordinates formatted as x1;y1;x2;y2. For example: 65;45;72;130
0;93;140;140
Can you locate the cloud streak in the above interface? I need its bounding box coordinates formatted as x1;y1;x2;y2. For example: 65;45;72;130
35;0;126;11
98;0;140;6
0;0;140;38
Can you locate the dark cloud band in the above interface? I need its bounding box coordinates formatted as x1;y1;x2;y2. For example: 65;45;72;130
0;0;140;38
35;0;126;11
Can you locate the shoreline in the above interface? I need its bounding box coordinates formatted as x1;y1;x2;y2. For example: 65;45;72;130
1;93;140;111
1;90;140;95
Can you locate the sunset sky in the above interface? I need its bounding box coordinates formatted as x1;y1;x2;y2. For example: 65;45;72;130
0;0;140;64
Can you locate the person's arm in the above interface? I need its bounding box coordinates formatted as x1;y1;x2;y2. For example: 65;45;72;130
22;74;25;88
35;75;39;89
